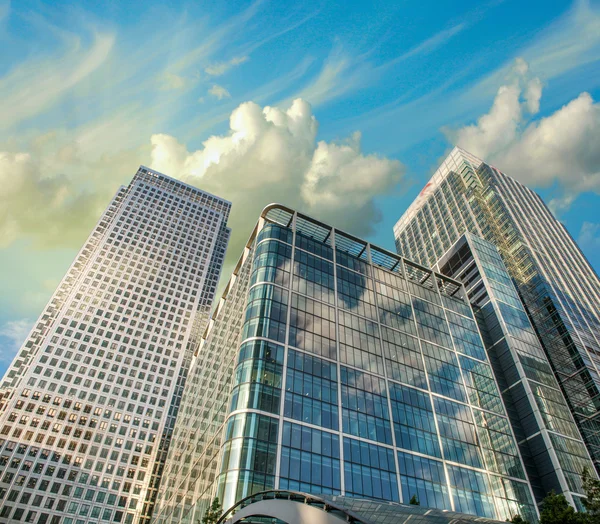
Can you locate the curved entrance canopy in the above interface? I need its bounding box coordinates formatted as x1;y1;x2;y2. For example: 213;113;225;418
218;490;504;524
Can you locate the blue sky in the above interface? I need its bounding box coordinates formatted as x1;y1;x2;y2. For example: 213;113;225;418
1;0;600;376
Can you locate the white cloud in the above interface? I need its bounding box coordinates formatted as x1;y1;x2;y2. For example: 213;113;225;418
205;56;248;76
0;151;94;248
150;98;404;263
445;58;600;207
466;1;600;103
548;194;577;216
525;0;600;80
159;72;197;91
386;23;466;67
0;31;115;131
578;222;600;251
292;44;370;107
0;122;148;249
0;319;33;364
208;84;231;100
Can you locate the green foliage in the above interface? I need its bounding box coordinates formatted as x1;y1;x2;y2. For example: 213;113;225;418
202;497;223;524
539;491;582;524
409;494;419;505
583;467;600;522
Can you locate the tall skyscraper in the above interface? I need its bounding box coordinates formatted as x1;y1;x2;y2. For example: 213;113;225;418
153;204;540;524
435;232;594;508
393;148;600;474
0;167;230;524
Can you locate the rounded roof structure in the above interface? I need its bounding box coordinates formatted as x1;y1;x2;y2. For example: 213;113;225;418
218;490;505;524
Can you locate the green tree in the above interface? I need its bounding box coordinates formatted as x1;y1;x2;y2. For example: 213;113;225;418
506;515;529;524
409;494;419;505
539;491;582;524
583;467;600;522
202;497;223;524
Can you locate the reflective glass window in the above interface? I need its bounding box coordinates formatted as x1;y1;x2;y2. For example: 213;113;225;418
341;367;392;444
389;383;440;458
242;284;288;344
447;465;496;519
251;240;292;288
284;350;338;430
435;397;483;468
292;250;335;304
381;327;426;389
289;294;336;359
421;342;467;402
343;437;398;501
338;311;383;375
280;422;340;494
413;299;453;349
397;451;450;510
337;267;377;321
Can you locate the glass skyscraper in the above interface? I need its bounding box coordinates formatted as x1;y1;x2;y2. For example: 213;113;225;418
153;204;539;524
0;167;230;523
435;232;594;508
393;148;600;487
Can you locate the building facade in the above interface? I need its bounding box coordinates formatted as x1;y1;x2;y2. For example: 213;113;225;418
0;167;230;524
153;204;539;524
393;147;600;474
435;232;594;507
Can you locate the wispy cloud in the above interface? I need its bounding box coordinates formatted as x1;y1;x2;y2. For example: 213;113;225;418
334;0;600;156
0;1;9;24
467;0;600;101
0;31;115;131
159;72;199;91
208;84;231;100
290;13;471;109
291;44;371;107
205;56;248;76
578;222;600;251
383;23;466;68
166;1;263;75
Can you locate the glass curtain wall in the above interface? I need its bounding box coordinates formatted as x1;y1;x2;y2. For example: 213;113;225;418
156;205;539;524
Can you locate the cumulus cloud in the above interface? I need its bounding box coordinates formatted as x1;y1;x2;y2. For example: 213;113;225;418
0;319;33;364
150;98;404;265
1;97;401;263
205;56;248;76
208;84;231;100
0;127;148;250
0;152;97;248
445;58;600;209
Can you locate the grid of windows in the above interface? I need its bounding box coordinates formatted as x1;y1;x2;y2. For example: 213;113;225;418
0;167;231;524
340;368;392;445
343;438;398;501
389;383;441;458
284;350;338;430
447;465;496;518
279;422;340;494
394;147;599;505
288;294;336;359
435;398;483;468
397;451;450;510
154;205;537;524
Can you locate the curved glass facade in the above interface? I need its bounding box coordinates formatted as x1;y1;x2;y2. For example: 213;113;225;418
154;206;539;524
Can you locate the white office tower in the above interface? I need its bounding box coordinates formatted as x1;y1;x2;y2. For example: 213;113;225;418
0;167;231;524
